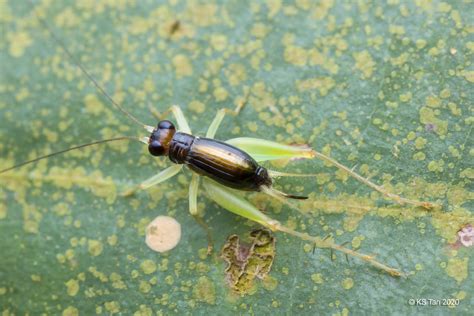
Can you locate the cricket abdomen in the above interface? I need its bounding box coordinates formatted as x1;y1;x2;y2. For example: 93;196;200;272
168;133;271;191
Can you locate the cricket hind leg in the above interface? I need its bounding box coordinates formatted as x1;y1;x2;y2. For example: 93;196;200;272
121;165;183;196
227;137;435;209
189;174;213;254
302;151;435;209
269;163;435;209
202;178;402;277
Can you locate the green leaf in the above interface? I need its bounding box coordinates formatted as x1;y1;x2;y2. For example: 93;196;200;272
1;1;472;314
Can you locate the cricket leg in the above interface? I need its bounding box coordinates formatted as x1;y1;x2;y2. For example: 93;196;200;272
202;178;402;277
189;173;213;254
226;137;315;162
226;137;435;209
310;151;435;209
270;167;436;209
121;165;183;196
267;169;434;208
206;101;246;138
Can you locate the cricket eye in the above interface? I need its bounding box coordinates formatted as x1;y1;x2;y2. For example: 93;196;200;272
148;140;165;156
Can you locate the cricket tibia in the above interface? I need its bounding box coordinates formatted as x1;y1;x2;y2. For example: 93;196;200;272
268;151;437;209
269;221;403;277
311;151;437;209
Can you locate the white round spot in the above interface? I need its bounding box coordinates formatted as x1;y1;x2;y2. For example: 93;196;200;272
145;216;181;253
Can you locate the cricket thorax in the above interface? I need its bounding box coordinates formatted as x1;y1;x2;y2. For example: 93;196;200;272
168;132;195;164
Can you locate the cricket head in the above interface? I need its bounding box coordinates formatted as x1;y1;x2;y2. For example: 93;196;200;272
148;120;176;156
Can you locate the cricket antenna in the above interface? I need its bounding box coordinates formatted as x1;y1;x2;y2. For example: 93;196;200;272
29;1;154;132
0;136;146;174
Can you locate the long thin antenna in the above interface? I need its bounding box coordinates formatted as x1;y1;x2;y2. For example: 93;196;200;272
0;136;144;174
29;2;153;132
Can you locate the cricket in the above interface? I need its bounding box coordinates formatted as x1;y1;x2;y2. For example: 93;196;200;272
0;6;438;278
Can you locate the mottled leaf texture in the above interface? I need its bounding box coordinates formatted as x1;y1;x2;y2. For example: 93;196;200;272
0;1;472;315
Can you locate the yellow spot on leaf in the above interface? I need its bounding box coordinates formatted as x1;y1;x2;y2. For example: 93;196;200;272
192;276;216;304
445;258;468;283
389;24;405;35
187;3;218;27
110;272;127;289
139;280;151;293
284;46;308;66
461;70;474;83
105;301;121;314
415;137;427;150
448;102;461;116
265;0;282;18
15;87;30;102
413;152;426;161
213;86;229;102
189;100;206;113
44;128;58;143
419;106;448;136
8;31;33;58
427;160;444;172
426;96;441;108
134;305;153;316
311;273;324;284
107;234;118;246
454;290;466;300
416;39;427;49
172;55;193;78
353;51;375;79
84;94;105;116
140;259;157;275
312;0;334;19
66;279;80;296
31;274;41;282
342;278;354;290
210;34;228;51
225;63;247;86
351;235;364;248
296;77;335;96
399;92;412;102
247;121;258;132
460;168;474;180
251;23;270;38
262;276;278;291
88;239;103;256
129;17;150;35
62;306;79;316
54;7;80;28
